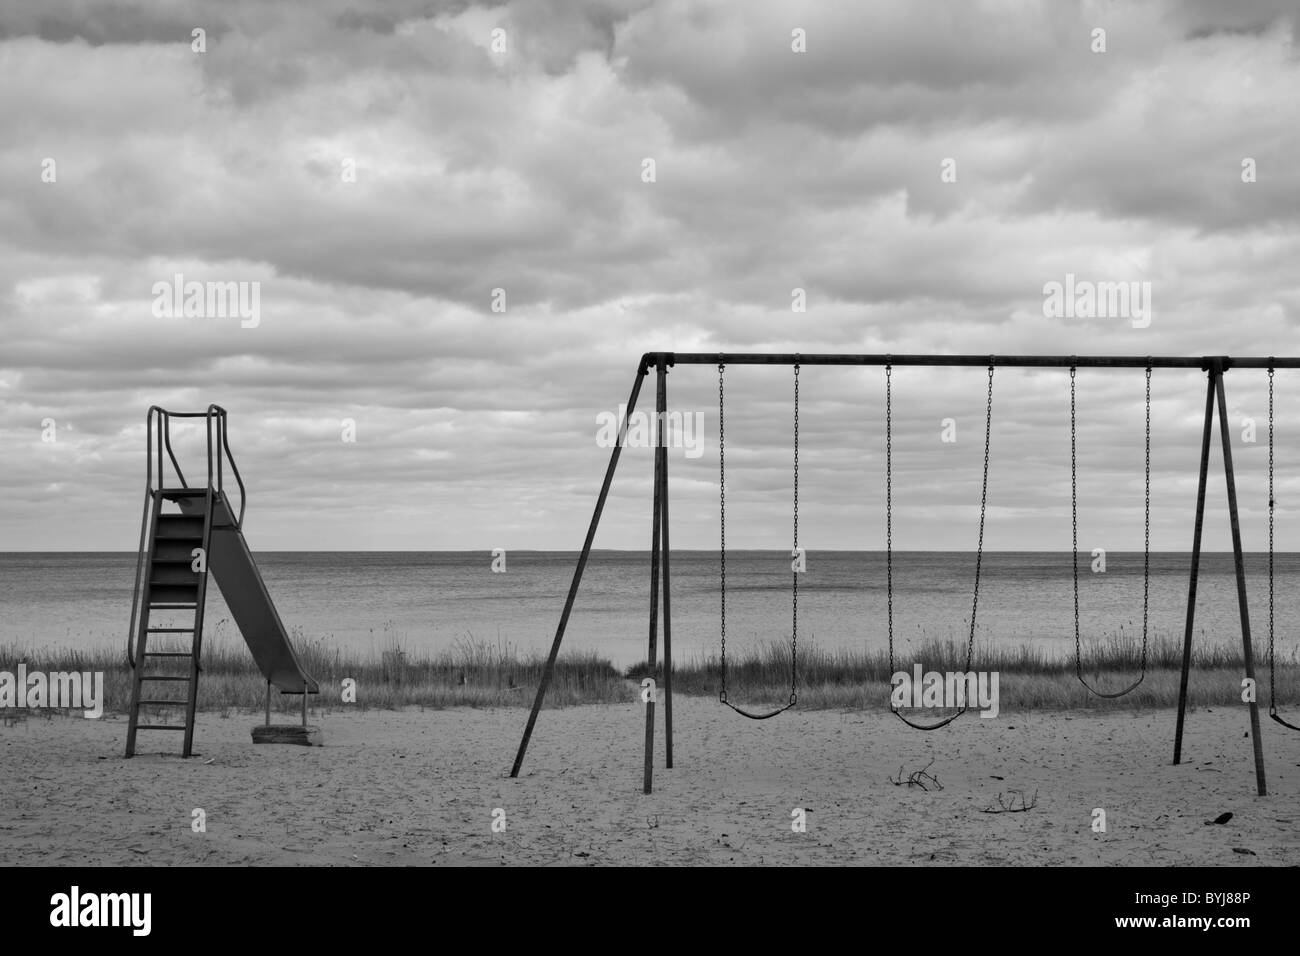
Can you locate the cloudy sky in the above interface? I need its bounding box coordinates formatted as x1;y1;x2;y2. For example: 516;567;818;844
2;0;1299;553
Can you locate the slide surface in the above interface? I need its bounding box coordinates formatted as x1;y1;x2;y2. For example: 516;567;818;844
178;495;319;694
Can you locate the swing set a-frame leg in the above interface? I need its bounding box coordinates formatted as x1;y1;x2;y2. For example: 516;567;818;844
1173;360;1267;797
510;364;649;780
510;357;676;795
1173;371;1214;765
641;357;677;793
643;364;664;795
1215;366;1267;796
660;362;674;772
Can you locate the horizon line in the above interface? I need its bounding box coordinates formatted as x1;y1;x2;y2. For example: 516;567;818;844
0;548;1291;556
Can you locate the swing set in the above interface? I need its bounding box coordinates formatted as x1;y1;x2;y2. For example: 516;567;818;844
510;354;1300;795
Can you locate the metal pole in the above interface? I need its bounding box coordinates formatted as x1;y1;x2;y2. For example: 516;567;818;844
265;680;271;727
510;365;650;778
183;468;215;760
642;353;1300;370
659;362;674;770
1174;371;1217;764
643;362;665;795
1214;367;1268;796
302;682;308;726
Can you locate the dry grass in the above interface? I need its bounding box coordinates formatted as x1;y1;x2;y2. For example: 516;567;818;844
0;634;630;718
626;633;1300;712
5;628;1297;719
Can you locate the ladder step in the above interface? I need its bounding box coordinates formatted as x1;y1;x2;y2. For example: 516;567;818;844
154;516;204;540
152;539;201;562
148;603;197;610
135;724;188;731
137;699;187;706
141;675;192;682
151;568;200;587
150;584;199;596
144;651;194;657
160;488;209;499
146;628;194;634
148;586;199;605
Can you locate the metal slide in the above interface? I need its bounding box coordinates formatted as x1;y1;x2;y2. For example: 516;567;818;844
177;493;318;694
126;406;319;757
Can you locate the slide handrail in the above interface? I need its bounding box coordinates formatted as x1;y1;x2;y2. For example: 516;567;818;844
208;404;246;530
127;405;246;669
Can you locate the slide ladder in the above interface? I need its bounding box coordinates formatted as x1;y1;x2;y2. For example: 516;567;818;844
125;406;317;757
125;489;215;756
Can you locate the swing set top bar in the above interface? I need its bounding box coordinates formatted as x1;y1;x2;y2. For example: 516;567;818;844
638;353;1300;371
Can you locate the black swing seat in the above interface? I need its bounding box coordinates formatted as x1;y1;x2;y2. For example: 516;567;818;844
890;705;966;731
1075;672;1145;699
720;694;796;721
1270;709;1300;731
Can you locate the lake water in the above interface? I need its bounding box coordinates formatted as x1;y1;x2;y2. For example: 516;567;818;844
2;550;1297;668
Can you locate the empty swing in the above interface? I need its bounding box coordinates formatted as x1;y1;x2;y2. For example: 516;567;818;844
1266;362;1299;730
885;359;996;730
716;359;799;719
1070;362;1151;698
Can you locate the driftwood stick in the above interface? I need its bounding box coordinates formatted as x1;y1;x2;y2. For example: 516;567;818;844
889;757;944;791
979;788;1039;813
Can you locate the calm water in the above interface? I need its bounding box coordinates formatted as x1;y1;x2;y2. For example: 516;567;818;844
2;551;1298;668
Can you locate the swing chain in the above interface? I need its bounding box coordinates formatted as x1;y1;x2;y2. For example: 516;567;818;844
967;361;994;674
1266;360;1300;730
886;362;893;674
718;359;727;704
1142;363;1151;670
1071;364;1080;676
1269;362;1276;711
791;362;799;705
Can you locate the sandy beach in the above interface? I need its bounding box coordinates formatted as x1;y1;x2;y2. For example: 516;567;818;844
2;697;1297;866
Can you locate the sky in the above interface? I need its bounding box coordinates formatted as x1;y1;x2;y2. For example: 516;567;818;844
2;0;1299;552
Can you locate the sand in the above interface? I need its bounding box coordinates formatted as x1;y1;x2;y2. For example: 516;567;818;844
2;698;1298;866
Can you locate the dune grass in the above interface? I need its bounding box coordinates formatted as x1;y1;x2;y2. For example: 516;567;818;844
0;633;630;719
626;632;1300;713
4;628;1298;720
